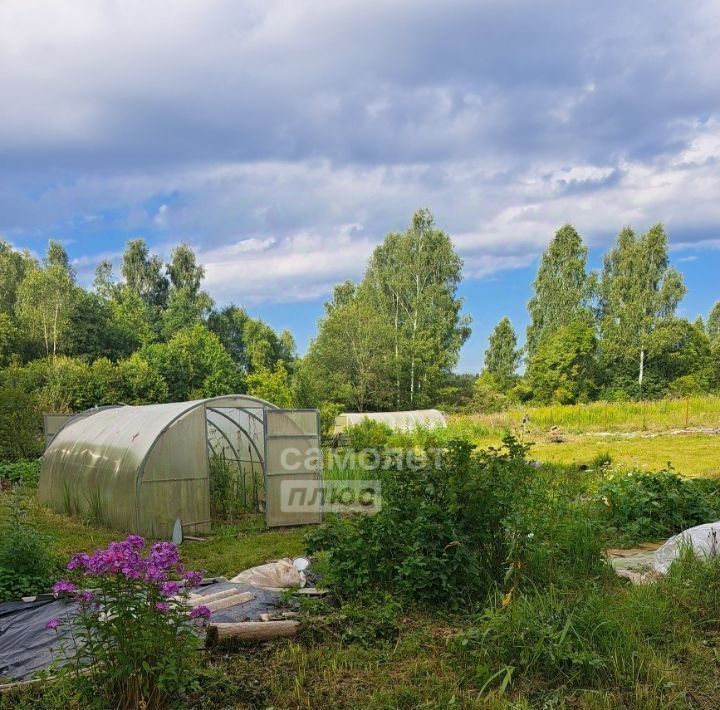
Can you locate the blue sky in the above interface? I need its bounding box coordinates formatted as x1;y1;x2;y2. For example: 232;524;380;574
2;0;720;372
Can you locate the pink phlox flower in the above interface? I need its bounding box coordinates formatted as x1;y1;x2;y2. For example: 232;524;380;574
160;581;181;597
189;605;211;620
46;618;61;630
52;580;77;595
183;570;203;588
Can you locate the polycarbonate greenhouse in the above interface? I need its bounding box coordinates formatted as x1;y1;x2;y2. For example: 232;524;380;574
38;396;321;537
333;408;447;434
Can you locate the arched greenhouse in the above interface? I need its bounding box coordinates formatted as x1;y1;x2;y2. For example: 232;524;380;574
38;396;321;537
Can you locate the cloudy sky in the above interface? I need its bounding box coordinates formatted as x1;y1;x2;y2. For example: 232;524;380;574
2;0;720;371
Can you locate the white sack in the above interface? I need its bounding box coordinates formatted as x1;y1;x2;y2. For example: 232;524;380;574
230;558;305;589
653;522;720;575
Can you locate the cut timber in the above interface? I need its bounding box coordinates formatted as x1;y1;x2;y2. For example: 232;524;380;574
203;591;254;613
188;588;241;606
294;587;327;596
206;620;300;646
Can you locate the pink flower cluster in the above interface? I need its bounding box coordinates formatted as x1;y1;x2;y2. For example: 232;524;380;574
48;537;213;632
65;536;201;590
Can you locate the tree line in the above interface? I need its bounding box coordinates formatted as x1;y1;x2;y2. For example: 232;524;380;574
1;210;719;458
482;224;720;407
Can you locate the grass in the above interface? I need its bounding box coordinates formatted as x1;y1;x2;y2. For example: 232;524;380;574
460;394;720;434
4;397;720;708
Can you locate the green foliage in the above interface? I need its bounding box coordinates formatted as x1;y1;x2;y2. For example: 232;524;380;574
708;300;720;345
364;209;471;409
483;316;520;389
0;460;40;486
246;361;295;407
302;281;395;412
209;453;262;519
594;468;720;543
0;487;57;601
345;419;393;450
0;385;43;460
470;371;513;413
599;224;686;392
527;319;598;404
140;324;242;400
526;224;594;359
306;436;536;607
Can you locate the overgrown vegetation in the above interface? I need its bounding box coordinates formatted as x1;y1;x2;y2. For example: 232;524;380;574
595;468;720;543
0;486;57;601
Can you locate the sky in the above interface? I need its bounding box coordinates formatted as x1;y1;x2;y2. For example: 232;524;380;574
2;0;720;373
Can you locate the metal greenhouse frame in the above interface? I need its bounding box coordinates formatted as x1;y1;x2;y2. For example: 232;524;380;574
38;395;322;537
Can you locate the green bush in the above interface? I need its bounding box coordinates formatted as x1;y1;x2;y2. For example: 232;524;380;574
0;487;58;601
594;468;720;543
0;459;41;486
345;419;393;451
306;436;537;608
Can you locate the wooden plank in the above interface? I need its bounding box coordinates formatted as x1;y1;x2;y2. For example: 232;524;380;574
203;591;254;613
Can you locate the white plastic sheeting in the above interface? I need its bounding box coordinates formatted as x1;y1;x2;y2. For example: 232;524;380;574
653;522;720;574
334;409;447;434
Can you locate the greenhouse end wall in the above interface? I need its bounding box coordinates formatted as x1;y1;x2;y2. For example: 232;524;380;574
38;401;211;538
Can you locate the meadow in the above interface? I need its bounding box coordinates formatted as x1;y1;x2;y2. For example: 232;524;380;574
2;397;720;708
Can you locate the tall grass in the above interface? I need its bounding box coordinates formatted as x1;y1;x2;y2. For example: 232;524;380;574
462;394;720;434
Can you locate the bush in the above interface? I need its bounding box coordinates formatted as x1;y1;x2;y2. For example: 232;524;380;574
594;468;720;543
345;419;393;451
0;486;58;601
306;436;537;608
0;459;41;486
50;537;210;709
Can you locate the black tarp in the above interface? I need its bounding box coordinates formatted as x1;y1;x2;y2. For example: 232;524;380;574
0;581;285;682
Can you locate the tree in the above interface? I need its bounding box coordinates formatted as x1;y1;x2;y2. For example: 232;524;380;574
140;324;242;400
527;319;598;404
15;263;76;358
0;240;34;317
166;243;205;296
302;283;394;412
246;361;295;407
599;225;686;394
108;290;157;358
483;317;520;389
45;240;74;278
364;209;470;408
707;301;720;345
526;224;594;358
207;305;295;375
93;260;117;300
161;287;213;340
121;239;169;309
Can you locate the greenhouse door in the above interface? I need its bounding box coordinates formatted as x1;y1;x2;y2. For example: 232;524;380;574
263;409;322;527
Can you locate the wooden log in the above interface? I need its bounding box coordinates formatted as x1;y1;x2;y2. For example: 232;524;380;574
206;620;300;646
203;591;254;613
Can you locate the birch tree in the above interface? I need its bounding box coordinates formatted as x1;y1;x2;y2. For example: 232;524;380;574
598;225;685;393
364;209;470;408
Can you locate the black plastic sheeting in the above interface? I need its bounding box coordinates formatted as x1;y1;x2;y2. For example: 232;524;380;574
0;581;285;682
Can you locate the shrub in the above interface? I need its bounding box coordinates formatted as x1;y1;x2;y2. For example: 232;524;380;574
594;468;720;543
0;459;41;486
345;419;393;451
306;436;536;608
49;537;210;709
0;486;58;601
